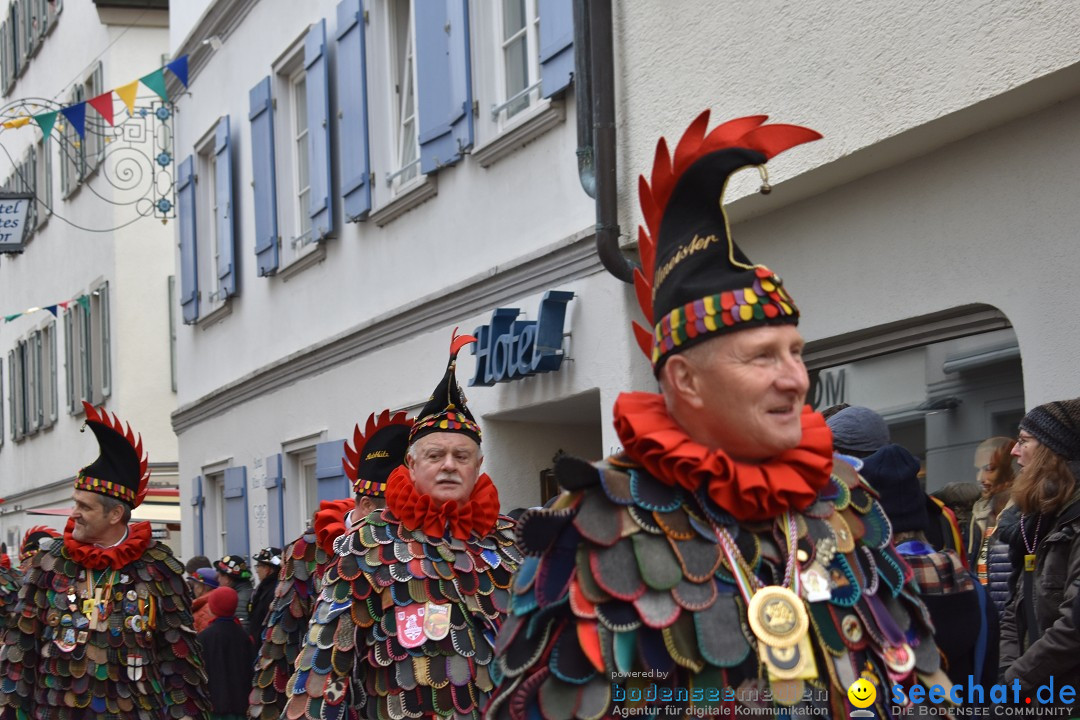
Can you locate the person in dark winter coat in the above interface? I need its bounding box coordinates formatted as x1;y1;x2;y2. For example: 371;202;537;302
247;546;281;642
860;443;998;688
999;399;1080;695
197;586;255;720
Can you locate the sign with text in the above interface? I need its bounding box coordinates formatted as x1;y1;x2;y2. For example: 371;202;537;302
470;290;574;386
0;193;34;254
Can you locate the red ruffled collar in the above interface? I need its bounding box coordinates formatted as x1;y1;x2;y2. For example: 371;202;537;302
384;466;500;540
313;498;356;556
613;392;834;522
62;517;153;570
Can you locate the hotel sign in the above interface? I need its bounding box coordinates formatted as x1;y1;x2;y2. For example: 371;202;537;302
470;290;574;386
0;193;34;254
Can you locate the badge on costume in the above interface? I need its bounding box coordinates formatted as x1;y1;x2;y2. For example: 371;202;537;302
54;628;77;652
396;603;427;648
127;651;146;681
800;565;831;603
423;602;450;641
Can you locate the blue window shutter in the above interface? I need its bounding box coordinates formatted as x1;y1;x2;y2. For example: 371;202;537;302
538;0;574;98
223;466;249;557
335;0;371;222
214;116;237;298
263;453;285;548
177;155;199;324
249;76;279;276
304;19;334;240
415;0;473;174
314;439;348;505
190;475;205;556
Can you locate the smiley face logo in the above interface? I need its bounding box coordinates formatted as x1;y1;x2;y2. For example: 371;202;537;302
847;678;876;709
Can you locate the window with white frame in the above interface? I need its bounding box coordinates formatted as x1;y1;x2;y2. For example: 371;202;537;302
83;62;104;175
34;135;51;228
63;281;110;412
290;66;311;248
208;471;226;559
272;38;319;267
387;0;419;193
6;319;54;440
0;0;60;98
496;0;540;122
59;84;83;197
194;130;224;306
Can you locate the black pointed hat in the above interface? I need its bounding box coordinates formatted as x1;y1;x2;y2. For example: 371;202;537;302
410;329;481;446
632;112;822;374
75;401;150;507
343;409;413;497
20;525;59;562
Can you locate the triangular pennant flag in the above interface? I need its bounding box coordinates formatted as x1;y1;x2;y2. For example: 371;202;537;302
60;102;87;139
44;305;58;316
2;116;30;129
139;68;168;102
76;295;90;312
115;80;139;115
33;111;58;139
57;301;70;310
87;92;115;126
166;55;189;88
4;313;21;322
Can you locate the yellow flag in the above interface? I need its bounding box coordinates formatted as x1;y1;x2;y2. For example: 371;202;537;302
115;80;139;114
2;116;30;129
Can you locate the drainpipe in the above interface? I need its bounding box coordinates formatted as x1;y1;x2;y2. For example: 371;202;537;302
575;0;636;283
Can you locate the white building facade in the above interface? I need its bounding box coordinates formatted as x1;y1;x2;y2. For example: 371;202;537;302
171;0;1080;562
0;0;180;552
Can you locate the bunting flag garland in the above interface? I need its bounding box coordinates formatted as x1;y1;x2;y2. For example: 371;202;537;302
165;55;188;88
31;111;57;138
59;102;86;139
3;297;78;324
87;92;115;126
114;80;139;115
139;68;168;102
0;55;188;139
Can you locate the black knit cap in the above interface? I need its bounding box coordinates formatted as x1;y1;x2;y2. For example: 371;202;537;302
631;113;822;372
1019;398;1080;461
860;444;928;534
410;330;481;446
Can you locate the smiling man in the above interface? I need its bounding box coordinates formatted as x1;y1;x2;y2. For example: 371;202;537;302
0;402;210;720
285;332;519;720
487;114;940;720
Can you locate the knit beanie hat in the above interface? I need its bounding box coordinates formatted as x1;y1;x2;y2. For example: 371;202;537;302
1018;398;1080;461
859;444;928;533
207;586;239;618
190;567;219;589
827;406;891;456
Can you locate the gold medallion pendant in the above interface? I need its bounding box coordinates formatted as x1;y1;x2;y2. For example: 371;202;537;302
747;586;808;648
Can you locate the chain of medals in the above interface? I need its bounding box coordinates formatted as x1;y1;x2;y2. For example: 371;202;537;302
1019;513;1042;572
82;569;119;631
713;511;819;683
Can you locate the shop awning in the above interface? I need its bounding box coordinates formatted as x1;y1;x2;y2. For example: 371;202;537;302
27;488;182;525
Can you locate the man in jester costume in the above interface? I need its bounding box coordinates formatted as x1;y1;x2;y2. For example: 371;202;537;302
284;331;520;720
249;408;413;720
0;401;210;720
485;114;942;719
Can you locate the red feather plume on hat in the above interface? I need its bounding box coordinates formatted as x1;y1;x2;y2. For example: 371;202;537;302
632;111;821;359
82;401;151;507
342;409;413;486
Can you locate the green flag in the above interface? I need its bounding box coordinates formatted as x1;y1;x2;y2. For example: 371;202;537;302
33;110;57;139
139;68;169;102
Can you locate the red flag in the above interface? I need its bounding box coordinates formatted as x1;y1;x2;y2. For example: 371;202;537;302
87;91;115;126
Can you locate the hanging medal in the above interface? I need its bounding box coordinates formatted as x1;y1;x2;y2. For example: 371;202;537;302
423;602;450;641
800;536;836;603
1020;513;1041;572
395;603;427;648
717;511;818;682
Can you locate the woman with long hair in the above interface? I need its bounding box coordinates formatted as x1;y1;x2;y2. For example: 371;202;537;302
969;437;1017;615
998;399;1080;691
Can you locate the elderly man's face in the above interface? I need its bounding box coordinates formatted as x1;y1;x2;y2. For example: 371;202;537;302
664;325;809;461
70;489;124;545
408;432;482;507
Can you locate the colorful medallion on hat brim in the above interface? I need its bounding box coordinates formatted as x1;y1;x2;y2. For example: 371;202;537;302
343;409;413;498
410;328;482;446
631;112;822;373
75;401;150;507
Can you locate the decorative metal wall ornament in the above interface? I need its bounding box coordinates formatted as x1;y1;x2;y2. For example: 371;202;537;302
0;94;176;232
